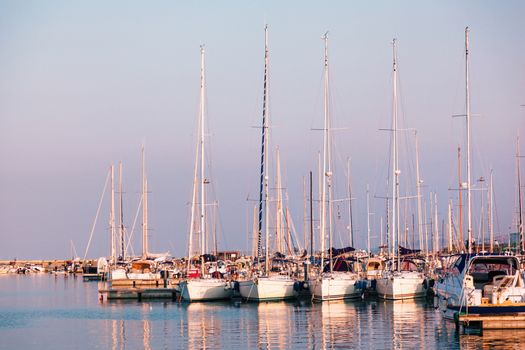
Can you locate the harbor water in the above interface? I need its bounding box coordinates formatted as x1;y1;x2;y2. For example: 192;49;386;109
1;275;524;349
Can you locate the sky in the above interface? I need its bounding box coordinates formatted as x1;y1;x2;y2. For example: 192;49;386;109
0;1;524;259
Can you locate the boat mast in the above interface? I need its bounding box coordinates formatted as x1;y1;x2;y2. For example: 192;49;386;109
391;38;400;270
303;176;307;251
465;27;473;255
263;27;271;274
141;145;148;259
434;193;439;254
380;216;384;255
276;147;283;253
458;145;464;250
309;171;314;259
447;200;453;253
367;184;371;256
320;32;333;273
110;164;116;264
517;136;524;252
489;169;494;253
256;25;270;275
199;45;206;274
347;158;355;247
119;161;125;260
414;132;424;255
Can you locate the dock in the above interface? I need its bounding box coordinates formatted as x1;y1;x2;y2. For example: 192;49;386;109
99;285;179;301
98;278;180;301
456;313;525;330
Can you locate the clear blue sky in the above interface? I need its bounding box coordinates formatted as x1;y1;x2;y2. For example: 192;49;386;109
0;1;523;259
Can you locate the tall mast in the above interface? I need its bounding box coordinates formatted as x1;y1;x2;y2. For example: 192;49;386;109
110;164;116;264
391;38;400;269
141;145;148;259
415;132;423;253
309;171;314;258
367;184;371;256
517;136;524;252
317;152;322;262
429;192;434;253
252;205;258;257
380;216;384;254
119;161;125;260
320;32;333;273
263;27;270;274
199;45;206;270
256;25;270;274
303;176;307;251
458;145;464;250
465;27;473;255
447;200;453;252
347;158;354;247
489;169;494;253
276;147;283;253
434;193;439;254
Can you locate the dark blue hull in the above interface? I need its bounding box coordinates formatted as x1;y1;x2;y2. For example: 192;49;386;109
449;304;525;315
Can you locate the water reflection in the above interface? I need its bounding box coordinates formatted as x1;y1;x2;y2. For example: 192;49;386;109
256;302;295;349
4;276;525;349
318;301;358;349
185;302;226;349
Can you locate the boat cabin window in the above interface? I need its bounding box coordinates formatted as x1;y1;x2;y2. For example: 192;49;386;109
468;257;518;287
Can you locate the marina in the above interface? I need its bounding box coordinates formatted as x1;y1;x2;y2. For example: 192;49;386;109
1;1;525;348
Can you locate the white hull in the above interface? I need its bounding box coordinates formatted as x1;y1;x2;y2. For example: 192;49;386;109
110;268;160;281
180;278;232;302
376;271;427;300
238;276;295;301
310;272;362;301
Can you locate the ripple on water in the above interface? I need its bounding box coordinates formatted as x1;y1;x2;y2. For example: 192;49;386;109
1;276;524;349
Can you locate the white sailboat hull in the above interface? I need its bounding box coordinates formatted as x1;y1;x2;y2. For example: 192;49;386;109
238;276;295;301
376;271;427;300
310;273;362;301
179;278;232;302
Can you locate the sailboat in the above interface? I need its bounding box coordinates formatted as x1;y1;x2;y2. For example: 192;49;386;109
435;28;525;324
110;147;161;284
179;46;232;302
375;39;426;300
238;26;296;301
308;33;362;301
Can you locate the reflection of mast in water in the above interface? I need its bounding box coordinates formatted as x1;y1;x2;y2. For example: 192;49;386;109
110;319;125;350
319;301;358;349
143;319;151;350
391;300;425;348
186;303;223;349
257;302;293;349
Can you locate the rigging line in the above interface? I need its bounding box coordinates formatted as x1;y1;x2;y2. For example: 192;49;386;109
83;168;110;261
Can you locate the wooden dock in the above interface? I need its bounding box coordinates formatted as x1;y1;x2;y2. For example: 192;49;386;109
456;313;525;330
99;286;179;301
98;278;180;301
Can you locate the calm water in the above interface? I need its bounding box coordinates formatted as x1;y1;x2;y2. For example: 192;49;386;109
0;275;524;349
